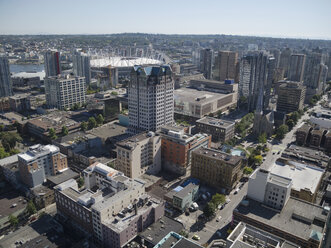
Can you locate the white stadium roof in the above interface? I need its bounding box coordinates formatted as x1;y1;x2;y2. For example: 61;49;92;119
90;57;163;68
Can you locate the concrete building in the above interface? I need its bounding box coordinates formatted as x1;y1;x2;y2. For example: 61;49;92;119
174;88;237;119
0;55;13;97
196;117;235;143
116;131;161;179
55;162;164;248
73;50;91;85
9;94;31;112
200;48;213;79
279;48;292;77
159;126;211;175
18;144;68;188
171;183;199;212
45;74;86;110
296;124;312;146
214;51;238;82
0;154;20;189
153;232;203;248
128;65;174;133
191;147;243;192
0;97;10;112
276;81;306;113
189;78;238;95
288;54;306;82
304;52;328;94
44;50;61;77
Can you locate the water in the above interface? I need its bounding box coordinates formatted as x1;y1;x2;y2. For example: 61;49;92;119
10;64;44;73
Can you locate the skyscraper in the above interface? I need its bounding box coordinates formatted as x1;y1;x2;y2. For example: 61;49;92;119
73;51;91;85
0;55;12;97
128;65;174;132
200;48;213;79
304;52;328;93
44;50;61;77
45;75;86;110
239;52;272;111
216;51;238;82
279;48;292;77
288;54;306;82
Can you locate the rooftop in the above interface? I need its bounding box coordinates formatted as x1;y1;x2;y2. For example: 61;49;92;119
116;131;157;150
193;147;242;166
234;197;328;242
90;57;162;68
47;168;79;186
196;116;235;129
174;183;198;199
18;144;59;162
88;122;128;140
174;88;228;105
0;154;18;167
269;161;324;193
153;232;203;248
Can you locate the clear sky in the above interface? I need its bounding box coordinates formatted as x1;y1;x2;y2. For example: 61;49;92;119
0;0;330;39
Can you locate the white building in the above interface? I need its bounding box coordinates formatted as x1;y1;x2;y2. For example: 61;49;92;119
128;65;174;132
73;50;91;85
45;74;86;110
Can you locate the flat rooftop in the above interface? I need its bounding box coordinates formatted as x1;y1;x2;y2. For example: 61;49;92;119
269;161;324;193
88;122;127;139
154;232;202;248
234;197;328;242
47;168;79;186
116;131;156;150
193;147;242;166
196;116;235;129
282;144;330;165
174;88;228;104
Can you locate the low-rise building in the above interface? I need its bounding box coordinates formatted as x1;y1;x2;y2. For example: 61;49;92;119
191;147;243;192
116;131;161;178
196;117;235;143
296;124;312;146
30;184;55;209
0;97;10;111
167;183;199;212
9;94;31;112
159;126;211;175
0;154;20;189
276;81;306;113
152;231;203;248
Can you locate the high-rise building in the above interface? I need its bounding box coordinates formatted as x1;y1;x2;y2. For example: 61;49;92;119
0;55;12;97
18;144;68;188
279;48;292;77
72;51;91;85
269;48;280;68
276;81;306;113
239;51;272;111
288;54;306;82
214;51;238;82
45;75;86;110
44;50;61;77
128;65;174;132
304;52;328;92
199;48;213;79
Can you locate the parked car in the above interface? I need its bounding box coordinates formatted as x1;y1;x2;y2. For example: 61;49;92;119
192;235;200;240
216;231;222;238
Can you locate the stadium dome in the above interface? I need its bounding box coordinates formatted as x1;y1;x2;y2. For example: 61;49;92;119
90;57;163;68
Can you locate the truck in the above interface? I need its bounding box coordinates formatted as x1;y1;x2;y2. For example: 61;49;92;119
190;202;199;211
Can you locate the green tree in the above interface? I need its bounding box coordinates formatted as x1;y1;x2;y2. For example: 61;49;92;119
77;177;84;188
276;124;289;140
96;114;104;125
26;200;37;216
0;124;4;132
48;128;57;140
0;146;10;159
8;214;19;227
291;111;300;123
243;166;253;175
258;133;267;144
0;132;22;152
80;121;88;131
111;91;118;96
211;193;225;206
286;119;295;130
203;202;216;219
88;117;97;129
61;126;68;136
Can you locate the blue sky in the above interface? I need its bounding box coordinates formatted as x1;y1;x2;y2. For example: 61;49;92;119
0;0;330;39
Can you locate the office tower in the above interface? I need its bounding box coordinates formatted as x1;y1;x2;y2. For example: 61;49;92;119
73;51;91;85
288;54;306;82
200;48;213;79
279;48;292;77
18;144;68;188
327;52;331;80
0;55;12;97
304;52;328;93
44;50;61;77
276;81;306;113
265;56;276;109
116;132;162;178
269;49;280;68
239;51;271;111
216;51;238;81
128;65;174;132
45;75;86;110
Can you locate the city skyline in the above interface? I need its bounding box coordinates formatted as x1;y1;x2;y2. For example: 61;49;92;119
0;0;330;40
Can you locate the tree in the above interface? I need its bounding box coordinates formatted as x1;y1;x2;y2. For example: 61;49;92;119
253;155;263;165
88;117;97;129
8;214;18;227
48;128;57;140
243;166;253;175
1;132;22;152
80;121;88;131
96;114;104;125
77;177;84;188
211;193;225;206
26;200;37;215
258;133;267;144
0;146;10;159
291;111;300;123
276;124;289;140
61;126;68;136
286;119;295;130
203;202;216;218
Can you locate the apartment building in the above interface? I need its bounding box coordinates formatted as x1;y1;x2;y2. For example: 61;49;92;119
159;126;211;175
115;131;161;178
191;147;243;192
276;81;306;113
18;144;68;188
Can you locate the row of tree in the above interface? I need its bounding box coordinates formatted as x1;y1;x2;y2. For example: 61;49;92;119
235;113;254;137
203;193;225;219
